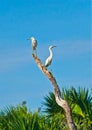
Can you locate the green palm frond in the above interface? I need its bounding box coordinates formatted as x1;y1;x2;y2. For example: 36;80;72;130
43;87;92;129
42;92;63;116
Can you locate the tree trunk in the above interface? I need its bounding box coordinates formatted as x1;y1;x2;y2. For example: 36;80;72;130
32;54;77;130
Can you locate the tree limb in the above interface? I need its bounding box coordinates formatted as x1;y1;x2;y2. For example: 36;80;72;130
32;53;77;130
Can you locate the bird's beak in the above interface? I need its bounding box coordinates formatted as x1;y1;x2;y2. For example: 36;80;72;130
27;38;30;40
53;46;56;48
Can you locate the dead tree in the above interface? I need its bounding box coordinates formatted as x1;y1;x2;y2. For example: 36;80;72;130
32;53;77;130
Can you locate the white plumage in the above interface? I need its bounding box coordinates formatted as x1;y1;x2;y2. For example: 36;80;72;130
27;37;37;54
45;45;56;67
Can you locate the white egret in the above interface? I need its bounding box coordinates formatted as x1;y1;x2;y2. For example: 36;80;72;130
45;45;56;67
27;37;37;55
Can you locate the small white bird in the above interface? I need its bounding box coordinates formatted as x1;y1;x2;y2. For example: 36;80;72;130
27;37;37;55
45;45;56;67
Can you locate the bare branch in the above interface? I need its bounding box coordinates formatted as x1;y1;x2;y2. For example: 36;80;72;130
32;53;77;130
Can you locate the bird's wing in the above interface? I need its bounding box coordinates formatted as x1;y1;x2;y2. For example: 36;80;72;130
45;57;52;67
32;39;37;50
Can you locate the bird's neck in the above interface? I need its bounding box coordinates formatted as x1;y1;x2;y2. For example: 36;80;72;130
49;48;53;58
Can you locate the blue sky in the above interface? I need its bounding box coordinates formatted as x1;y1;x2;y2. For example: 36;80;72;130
0;0;91;110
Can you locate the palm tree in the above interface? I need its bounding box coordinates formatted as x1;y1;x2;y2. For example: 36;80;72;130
0;103;31;130
63;87;92;129
0;102;68;130
43;87;92;130
0;87;91;130
42;92;64;116
0;102;48;130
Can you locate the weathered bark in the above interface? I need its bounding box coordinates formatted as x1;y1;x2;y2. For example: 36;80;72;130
32;53;77;130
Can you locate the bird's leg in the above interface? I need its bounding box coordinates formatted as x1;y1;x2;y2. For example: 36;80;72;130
47;66;53;73
32;50;34;55
50;68;53;73
32;50;37;57
35;50;37;56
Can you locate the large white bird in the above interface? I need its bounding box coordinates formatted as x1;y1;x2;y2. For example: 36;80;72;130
45;45;56;67
27;37;37;55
